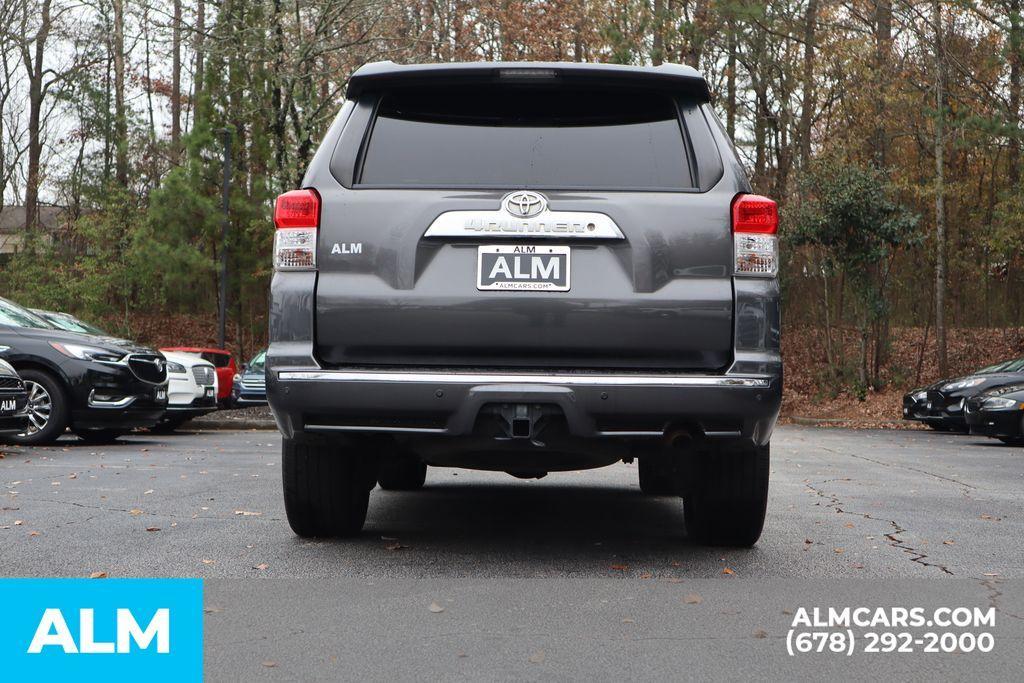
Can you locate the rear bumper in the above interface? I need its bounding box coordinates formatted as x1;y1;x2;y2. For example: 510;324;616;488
268;368;781;445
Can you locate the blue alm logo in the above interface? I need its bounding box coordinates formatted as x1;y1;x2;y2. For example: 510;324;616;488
0;578;203;681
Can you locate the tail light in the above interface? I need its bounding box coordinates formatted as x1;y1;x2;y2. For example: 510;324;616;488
732;194;778;277
273;189;320;271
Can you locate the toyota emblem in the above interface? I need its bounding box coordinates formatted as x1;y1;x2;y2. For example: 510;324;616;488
502;191;547;219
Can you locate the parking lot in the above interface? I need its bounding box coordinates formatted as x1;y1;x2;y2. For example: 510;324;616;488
2;426;1023;677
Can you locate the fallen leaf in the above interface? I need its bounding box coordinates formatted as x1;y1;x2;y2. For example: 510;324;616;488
145;527;161;532
89;571;107;579
753;629;768;639
943;540;955;546
722;567;735;575
843;522;855;529
528;650;545;664
384;542;408;551
683;593;703;605
29;531;39;537
851;562;865;569
144;489;154;495
428;601;445;613
68;474;77;480
983;572;999;577
782;609;794;616
638;572;653;580
622;617;635;624
609;564;628;571
261;661;277;668
233;510;262;517
201;559;215;565
253;563;269;571
129;508;143;516
833;548;844;554
13;520;22;526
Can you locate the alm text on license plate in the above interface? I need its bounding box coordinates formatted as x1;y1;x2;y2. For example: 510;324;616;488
477;245;570;292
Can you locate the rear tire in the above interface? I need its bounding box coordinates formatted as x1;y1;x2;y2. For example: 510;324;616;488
377;453;427;491
9;369;69;446
638;455;676;495
282;437;379;537
684;441;769;547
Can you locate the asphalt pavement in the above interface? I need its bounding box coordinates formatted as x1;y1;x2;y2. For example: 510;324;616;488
2;426;1023;678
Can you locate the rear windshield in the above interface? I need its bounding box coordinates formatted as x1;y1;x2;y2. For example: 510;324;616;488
357;87;694;190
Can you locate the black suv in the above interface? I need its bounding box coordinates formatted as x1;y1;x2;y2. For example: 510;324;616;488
0;297;168;444
266;62;782;546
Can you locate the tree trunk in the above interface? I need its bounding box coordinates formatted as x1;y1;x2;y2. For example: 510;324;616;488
22;0;52;231
113;0;128;187
726;17;736;139
194;0;205;106
933;0;949;375
1009;0;1021;185
873;0;892;168
797;0;818;170
651;0;664;66
171;0;182;156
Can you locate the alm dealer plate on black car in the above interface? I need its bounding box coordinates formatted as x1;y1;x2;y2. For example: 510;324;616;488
477;245;570;292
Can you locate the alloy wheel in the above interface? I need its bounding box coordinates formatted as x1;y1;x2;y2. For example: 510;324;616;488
21;380;52;436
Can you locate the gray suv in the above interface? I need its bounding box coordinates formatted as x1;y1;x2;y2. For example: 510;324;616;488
266;61;782;546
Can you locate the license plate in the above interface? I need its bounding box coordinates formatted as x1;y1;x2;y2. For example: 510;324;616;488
0;398;16;414
205;387;215;397
477;245;570;291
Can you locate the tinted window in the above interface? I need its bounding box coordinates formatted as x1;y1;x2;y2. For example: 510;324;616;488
200;352;232;368
358;88;693;190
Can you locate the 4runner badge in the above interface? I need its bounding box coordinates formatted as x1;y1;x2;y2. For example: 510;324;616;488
331;243;362;255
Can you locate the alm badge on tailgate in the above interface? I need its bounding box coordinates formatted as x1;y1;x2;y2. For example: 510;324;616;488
477;245;571;292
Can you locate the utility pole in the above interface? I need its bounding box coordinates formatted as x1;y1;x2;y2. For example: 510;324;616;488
218;128;232;350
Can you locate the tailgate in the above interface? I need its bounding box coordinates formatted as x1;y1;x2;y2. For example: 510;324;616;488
314;189;734;370
312;81;735;371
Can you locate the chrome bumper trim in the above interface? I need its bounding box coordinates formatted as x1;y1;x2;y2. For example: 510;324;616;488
277;370;771;388
87;391;137;409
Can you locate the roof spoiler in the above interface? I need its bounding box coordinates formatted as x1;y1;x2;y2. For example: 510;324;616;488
346;61;711;102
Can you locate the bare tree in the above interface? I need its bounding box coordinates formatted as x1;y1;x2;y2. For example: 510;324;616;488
933;0;948;375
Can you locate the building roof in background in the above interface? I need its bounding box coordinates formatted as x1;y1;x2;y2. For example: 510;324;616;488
0;205;67;234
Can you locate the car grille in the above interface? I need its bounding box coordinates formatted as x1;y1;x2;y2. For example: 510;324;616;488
128;354;167;384
0;377;24;391
192;366;216;386
241;377;265;389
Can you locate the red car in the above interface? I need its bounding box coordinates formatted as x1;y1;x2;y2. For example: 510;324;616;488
160;347;237;404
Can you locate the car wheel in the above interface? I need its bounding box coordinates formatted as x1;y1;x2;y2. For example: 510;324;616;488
638;455;676;495
684;441;769;547
9;369;69;446
377;452;427;491
74;429;127;444
282;437;379;537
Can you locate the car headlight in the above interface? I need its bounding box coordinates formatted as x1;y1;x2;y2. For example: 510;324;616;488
911;390;927;401
943;377;985;391
982;396;1019;409
49;342;125;363
166;361;186;374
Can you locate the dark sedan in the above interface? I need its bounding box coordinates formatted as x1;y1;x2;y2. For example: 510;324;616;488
965;383;1024;444
0;358;29;436
0;296;168;445
903;358;1024;431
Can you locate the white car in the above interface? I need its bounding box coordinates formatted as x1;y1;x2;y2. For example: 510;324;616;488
154;351;218;432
